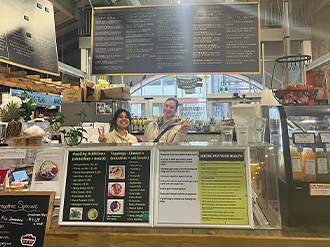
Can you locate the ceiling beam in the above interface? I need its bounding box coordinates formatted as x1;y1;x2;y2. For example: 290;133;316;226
50;0;77;19
313;0;330;15
56;22;78;38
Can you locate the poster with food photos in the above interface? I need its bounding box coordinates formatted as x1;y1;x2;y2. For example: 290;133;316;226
60;148;152;226
30;148;64;197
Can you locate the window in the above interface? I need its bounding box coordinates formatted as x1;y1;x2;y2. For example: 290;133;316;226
142;80;162;95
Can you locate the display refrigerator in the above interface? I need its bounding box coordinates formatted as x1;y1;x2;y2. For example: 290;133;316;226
263;105;330;226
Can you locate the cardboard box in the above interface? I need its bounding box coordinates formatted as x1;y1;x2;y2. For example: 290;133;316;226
83;79;101;102
100;85;131;100
11;137;28;146
63;88;83;103
27;136;42;146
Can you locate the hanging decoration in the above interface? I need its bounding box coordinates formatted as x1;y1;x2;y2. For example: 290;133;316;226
170;75;209;94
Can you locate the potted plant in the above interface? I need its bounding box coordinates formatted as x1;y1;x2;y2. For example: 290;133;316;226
46;112;65;132
20;87;37;122
0;96;22;137
60;109;87;146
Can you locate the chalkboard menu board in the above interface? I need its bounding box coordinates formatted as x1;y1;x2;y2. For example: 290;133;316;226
0;0;59;75
60;148;152;226
0;192;55;247
92;3;260;75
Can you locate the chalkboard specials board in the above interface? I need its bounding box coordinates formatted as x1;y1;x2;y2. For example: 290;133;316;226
0;192;55;247
60;148;152;226
92;3;260;75
0;0;59;75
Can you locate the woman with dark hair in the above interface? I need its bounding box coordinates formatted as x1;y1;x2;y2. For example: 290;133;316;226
142;97;192;142
98;109;137;143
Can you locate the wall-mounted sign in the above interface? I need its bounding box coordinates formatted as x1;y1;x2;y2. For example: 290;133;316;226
92;3;260;75
0;0;59;75
10;88;63;107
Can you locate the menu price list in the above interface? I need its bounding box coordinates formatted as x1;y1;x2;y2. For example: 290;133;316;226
0;195;52;247
105;151;150;223
62;150;150;224
92;3;259;75
63;151;107;222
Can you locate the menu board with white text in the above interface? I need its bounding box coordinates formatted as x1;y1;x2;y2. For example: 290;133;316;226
92;3;260;75
59;147;153;226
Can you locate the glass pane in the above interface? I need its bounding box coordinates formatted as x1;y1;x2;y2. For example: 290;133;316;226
131;88;141;96
131;103;146;118
212;102;232;119
179;99;206;121
142;80;162;95
162;77;176;95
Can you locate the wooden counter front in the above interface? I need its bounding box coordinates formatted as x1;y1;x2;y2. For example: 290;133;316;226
44;225;330;247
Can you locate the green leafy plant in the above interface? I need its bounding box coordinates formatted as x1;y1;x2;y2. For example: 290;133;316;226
46;112;65;132
20;87;37;122
60;109;87;146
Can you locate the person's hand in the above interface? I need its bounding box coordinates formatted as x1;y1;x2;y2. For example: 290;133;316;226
179;118;193;132
98;127;107;143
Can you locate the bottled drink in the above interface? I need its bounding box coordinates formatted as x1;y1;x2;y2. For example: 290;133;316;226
301;147;316;181
315;148;329;181
142;117;147;132
132;117;138;133
290;147;303;180
138;118;143;133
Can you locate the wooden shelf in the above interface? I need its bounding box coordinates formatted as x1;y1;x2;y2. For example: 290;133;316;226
0;67;71;95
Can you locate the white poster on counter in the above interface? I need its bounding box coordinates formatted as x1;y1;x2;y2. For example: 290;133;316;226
30;148;64;196
158;151;200;223
155;149;253;228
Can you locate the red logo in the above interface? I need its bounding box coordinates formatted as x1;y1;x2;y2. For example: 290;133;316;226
20;234;37;246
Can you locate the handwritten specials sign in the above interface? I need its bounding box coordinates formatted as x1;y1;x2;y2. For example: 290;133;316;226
0;192;54;247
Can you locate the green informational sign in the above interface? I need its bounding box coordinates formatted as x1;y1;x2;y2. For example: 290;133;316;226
198;156;248;225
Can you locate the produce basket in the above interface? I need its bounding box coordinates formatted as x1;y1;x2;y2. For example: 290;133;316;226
271;55;315;105
273;88;318;105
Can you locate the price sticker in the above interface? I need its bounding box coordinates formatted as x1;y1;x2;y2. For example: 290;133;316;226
293;132;315;144
319;133;330;143
310;183;330;196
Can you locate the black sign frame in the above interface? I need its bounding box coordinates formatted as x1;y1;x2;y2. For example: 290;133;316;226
0;191;55;247
91;3;260;75
59;146;154;227
0;0;59;76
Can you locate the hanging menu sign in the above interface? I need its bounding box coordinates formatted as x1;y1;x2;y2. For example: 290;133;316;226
92;3;260;75
0;192;55;247
0;0;59;75
60;148;152;226
156;149;252;228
